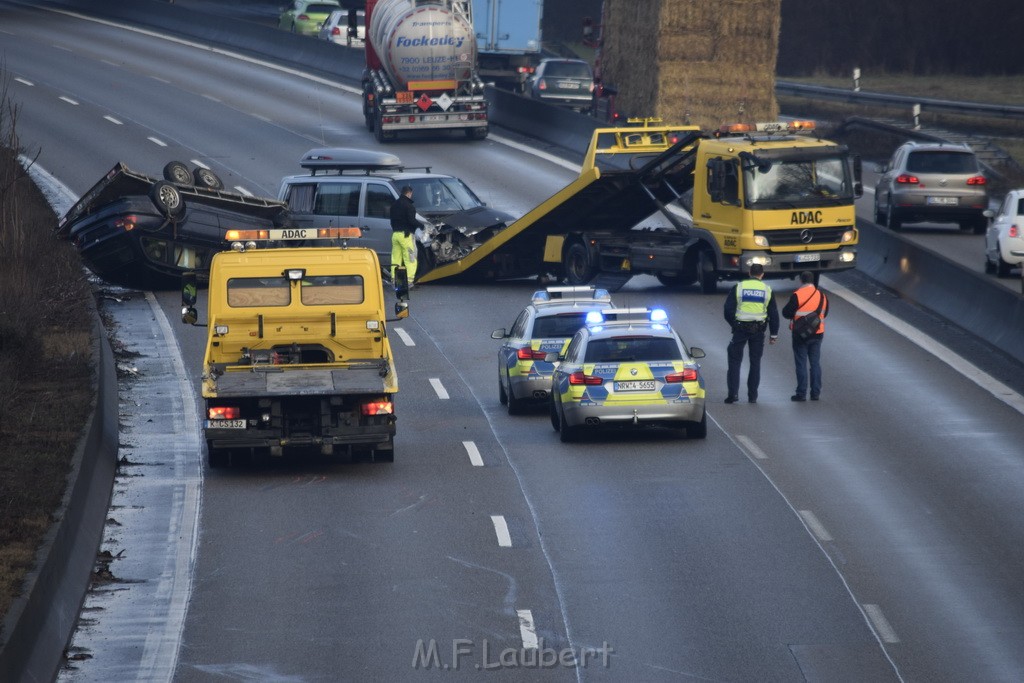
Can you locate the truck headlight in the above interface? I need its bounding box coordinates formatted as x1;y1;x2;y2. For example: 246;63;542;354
753;235;769;247
841;230;856;243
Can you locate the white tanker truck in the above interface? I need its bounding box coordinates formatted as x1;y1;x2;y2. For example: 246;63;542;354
362;0;489;142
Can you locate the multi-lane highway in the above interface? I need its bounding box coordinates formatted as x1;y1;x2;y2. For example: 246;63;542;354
4;4;1024;681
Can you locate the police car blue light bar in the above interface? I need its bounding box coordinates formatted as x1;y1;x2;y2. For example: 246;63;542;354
585;310;605;324
597;307;669;324
532;286;612;305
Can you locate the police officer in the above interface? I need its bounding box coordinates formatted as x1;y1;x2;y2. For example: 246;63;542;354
782;271;829;401
389;185;419;285
723;263;779;404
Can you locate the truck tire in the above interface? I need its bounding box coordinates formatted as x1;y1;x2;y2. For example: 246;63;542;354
656;272;696;288
564;241;596;285
466;127;488;140
150;180;185;218
697;250;718;294
207;442;228;468
373;438;394;463
163;160;193;186
193;167;224;190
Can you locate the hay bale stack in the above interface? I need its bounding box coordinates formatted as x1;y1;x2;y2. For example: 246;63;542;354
600;0;781;129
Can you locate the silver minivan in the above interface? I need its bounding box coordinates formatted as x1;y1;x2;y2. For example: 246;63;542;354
278;148;514;270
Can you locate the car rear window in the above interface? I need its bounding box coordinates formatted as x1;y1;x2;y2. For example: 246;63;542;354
532;312;588;338
906;151;978;174
584;336;682;363
544;62;592;79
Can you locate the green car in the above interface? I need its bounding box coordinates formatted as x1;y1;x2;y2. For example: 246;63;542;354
279;0;341;36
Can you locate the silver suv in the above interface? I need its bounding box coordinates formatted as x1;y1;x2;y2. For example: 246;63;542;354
874;141;989;234
278;148;514;270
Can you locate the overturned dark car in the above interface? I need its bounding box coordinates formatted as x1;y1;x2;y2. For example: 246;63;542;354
56;161;292;289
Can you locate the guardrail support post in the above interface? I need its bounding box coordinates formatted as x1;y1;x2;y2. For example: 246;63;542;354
913;103;921;130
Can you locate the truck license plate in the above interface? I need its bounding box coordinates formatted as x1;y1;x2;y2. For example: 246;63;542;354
927;196;958;205
795;253;821;263
207;419;247;429
615;380;655;391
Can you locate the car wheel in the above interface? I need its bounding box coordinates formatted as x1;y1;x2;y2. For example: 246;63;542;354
697;249;718;294
886;203;902;231
996;247;1013;278
549;397;560;431
686;410;708;439
498;372;508;406
558;403;579;443
193;167;224;190
150;180;185;218
874;198;885;225
564;241;596;285
505;370;524;413
163;160;193;186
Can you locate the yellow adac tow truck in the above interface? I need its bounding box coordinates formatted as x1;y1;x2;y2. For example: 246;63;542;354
418;119;861;291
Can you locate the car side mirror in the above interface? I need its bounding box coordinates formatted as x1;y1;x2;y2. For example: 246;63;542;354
983;209;995;219
490;328;507;339
689;347;706;359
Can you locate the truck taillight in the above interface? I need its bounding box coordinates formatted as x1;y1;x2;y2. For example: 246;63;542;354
209;406;240;420
967;175;987;185
895;174;919;184
517;348;547;361
568;372;603;386
665;368;698;383
362;401;393;416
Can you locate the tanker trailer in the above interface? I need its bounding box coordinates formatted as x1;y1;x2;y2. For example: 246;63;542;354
363;0;489;142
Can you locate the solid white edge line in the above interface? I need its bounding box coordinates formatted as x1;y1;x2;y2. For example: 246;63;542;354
490;515;513;548
516;609;539;650
148;136;167;147
734;434;768;460
429;377;449;399
863;604;901;644
462;440;484;467
394;327;416;346
824;277;1024;416
798;510;834;543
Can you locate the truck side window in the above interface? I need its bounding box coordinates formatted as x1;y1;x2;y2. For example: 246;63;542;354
722;161;739;205
365;183;393;219
315;181;361;218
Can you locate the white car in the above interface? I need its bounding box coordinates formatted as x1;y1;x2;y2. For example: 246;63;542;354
984;189;1024;277
317;9;365;46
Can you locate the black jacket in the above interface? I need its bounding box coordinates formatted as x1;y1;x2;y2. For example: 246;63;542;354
390;194;418;234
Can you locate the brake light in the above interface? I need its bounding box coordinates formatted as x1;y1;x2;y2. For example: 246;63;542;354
895;174;919;184
361;400;394;416
1010;225;1019;238
665;368;698;383
331;27;340;36
208;406;240;420
568;371;603;386
538;78;547;91
298;13;310;21
967;175;987;185
517;347;547;361
115;214;137;231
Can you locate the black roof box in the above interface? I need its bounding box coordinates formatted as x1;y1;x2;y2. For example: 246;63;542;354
299;148;403;172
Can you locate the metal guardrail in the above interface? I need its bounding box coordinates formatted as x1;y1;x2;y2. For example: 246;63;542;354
776;81;1024;121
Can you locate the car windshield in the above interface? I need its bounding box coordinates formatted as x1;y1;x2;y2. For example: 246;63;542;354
532;312;589;338
406;177;483;212
744;156;854;206
584;336;682;363
906;151;978;174
544;62;592;79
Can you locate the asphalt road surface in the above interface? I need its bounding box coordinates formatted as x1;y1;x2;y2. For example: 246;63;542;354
3;4;1024;681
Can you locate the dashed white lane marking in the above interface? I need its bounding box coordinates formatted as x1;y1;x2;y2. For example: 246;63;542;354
863;604;900;644
233;186;252;196
149;75;171;84
490;515;512;548
190;159;209;169
394;327;415;346
462;441;484;467
148;136;167;147
14;77;33;86
103;115;123;125
826;278;1024;416
201;93;221;103
735;434;768;460
516;609;539;649
58;95;78;105
429;378;449;399
798;510;834;543
101;59;120;67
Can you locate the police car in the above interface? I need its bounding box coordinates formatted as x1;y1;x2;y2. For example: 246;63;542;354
491;286;615;415
548;308;707;442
